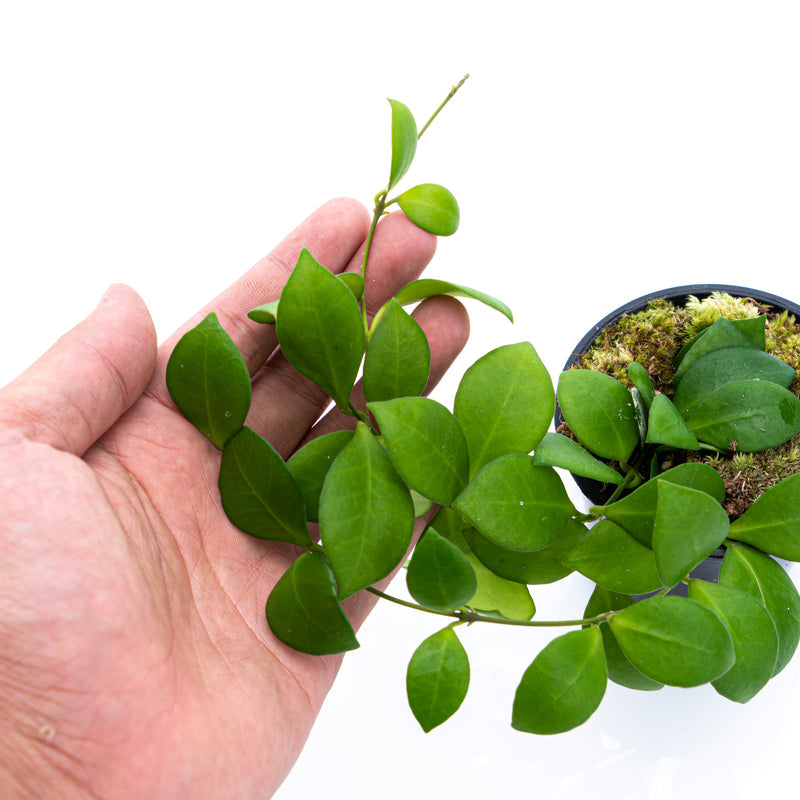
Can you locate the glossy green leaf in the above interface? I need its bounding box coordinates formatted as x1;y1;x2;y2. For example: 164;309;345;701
594;463;726;547
392;278;513;322
453;457;575;552
652;481;729;587
584;587;663;691
466;553;535;620
265;553;359;655
406;530;477;612
406;627;469;732
512;628;607;735
533;432;623;485
673;347;795;414
338;271;365;301
286;430;354;523
275;248;365;410
363;299;430;403
427;505;469;552
557;370;639;462
387;98;417;192
566;519;662;595
166;312;251;449
684;380;800;452
628;362;655;409
688;579;778;702
645;394;699;449
318;423;414;599
396;183;460;236
728;474;800;560
464;518;587;585
609;595;735;687
368;397;469;505
247;299;279;324
454;342;554;477
720;542;800;674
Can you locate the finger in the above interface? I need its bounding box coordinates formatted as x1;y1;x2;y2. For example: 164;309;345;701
0;284;157;455
147;197;370;406
245;212;439;455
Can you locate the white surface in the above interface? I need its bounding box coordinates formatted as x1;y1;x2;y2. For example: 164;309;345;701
2;2;800;798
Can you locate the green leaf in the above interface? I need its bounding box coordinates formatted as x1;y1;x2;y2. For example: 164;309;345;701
265;553;359;655
533;432;623;485
387;99;418;192
609;595;735;687
688;579;778;702
286;430;354;523
319;423;414;599
652;481;729;587
628;362;655;409
338;271;365;301
406;627;469;732
584;587;663;691
512;628;607;735
466;552;535;619
427;505;469;552
247;299;279;324
565;519;662;595
728;474;800;560
396;183;460;236
453;457;575;552
683;380;800;452
464;518;588;585
392;278;513;322
595;462;726;547
557;370;639;462
720;542;800;674
219;427;311;546
166;312;251;449
645;394;699;449
454;342;554;477
368;397;469;505
275;249;365;410
363;299;430;403
673;347;796;414
406;530;477;612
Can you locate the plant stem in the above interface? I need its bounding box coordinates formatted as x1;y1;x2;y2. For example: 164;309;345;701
417;74;470;140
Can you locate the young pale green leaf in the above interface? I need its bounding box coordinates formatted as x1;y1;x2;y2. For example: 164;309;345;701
688;579;778;703
219;427;311;546
466;553;535;620
720;542;800;674
363;299;430;403
265;553;359;655
557;370;639;463
728;474;800;560
387;98;418;192
464;518;587;585
247;300;279;324
453;457;575;552
410;489;434;518
406;530;477;612
609;596;735;687
652;481;729;587
645;394;699;449
584;587;663;691
406;627;469;733
286;430;354;523
673;347;796;414
368;397;469;505
565;519;662;595
275;249;365;410
319;423;414;599
166;312;251;449
628;362;655;409
454;342;554;477
512;628;607;735
684;380;800;452
396;183;460;236
533;432;623;485
338;271;365;301
595;462;726;547
392;278;513;322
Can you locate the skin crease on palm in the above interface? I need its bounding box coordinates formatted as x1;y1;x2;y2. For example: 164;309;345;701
0;198;470;800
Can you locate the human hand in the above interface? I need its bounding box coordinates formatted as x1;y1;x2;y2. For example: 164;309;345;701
0;198;469;799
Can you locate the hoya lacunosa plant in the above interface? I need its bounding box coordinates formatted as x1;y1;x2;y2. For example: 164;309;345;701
167;82;800;736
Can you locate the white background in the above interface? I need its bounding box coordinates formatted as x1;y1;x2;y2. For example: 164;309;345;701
2;2;800;798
